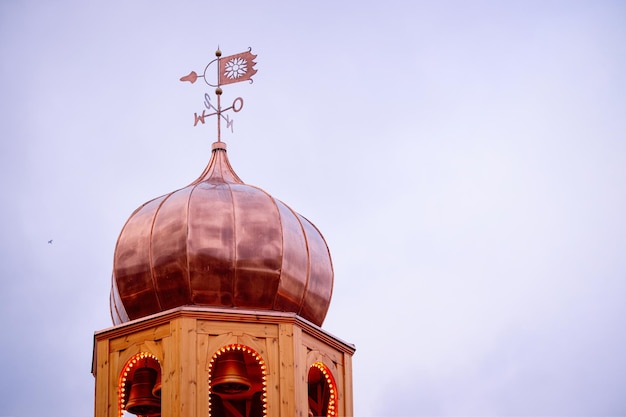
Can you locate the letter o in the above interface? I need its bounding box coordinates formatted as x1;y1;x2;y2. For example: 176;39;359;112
232;97;244;113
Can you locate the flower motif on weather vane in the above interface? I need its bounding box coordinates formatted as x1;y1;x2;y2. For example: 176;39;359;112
224;57;249;80
180;47;258;142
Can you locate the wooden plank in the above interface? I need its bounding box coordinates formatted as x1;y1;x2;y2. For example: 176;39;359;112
206;332;236;364
293;325;307;417
196;333;209;417
167;317;181;417
179;316;197;417
93;339;109;417
342;352;354;417
109;323;171;352
301;332;344;364
109;348;121;417
277;323;296;416
196;319;279;338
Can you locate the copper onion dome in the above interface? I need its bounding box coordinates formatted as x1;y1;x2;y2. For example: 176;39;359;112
110;141;333;327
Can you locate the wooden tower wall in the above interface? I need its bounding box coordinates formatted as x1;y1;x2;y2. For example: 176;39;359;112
93;307;355;417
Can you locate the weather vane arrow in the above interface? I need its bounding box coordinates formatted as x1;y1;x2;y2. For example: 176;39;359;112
180;47;257;142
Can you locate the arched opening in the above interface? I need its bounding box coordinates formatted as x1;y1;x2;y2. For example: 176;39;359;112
118;352;162;417
307;362;337;417
208;344;267;417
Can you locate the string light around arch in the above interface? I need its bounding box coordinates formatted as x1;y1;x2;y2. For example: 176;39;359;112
118;352;161;417
310;361;338;417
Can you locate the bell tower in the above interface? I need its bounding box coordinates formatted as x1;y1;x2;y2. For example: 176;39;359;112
92;49;355;417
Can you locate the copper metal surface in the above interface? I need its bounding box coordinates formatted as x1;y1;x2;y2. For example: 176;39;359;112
111;142;333;327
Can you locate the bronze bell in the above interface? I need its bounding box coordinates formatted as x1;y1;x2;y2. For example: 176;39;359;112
152;370;162;398
212;350;251;394
126;367;161;416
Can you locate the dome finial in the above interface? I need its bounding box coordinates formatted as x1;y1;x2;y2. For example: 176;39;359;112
179;47;258;143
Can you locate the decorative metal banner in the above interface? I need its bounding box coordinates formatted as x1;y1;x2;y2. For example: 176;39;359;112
180;47;257;142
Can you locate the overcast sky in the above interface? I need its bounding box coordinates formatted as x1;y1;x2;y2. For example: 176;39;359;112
1;1;626;416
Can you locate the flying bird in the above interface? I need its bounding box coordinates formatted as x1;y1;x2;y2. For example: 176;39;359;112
48;239;53;244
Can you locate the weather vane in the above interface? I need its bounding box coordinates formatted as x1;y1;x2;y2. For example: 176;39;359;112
180;47;257;142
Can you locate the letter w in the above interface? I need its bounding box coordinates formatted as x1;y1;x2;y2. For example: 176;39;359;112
194;110;207;126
